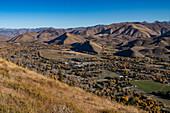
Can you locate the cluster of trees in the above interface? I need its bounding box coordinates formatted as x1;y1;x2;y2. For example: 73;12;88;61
98;56;168;84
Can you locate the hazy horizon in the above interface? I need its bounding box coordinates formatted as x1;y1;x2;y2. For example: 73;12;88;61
0;20;169;29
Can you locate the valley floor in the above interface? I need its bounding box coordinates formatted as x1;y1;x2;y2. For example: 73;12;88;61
0;42;169;112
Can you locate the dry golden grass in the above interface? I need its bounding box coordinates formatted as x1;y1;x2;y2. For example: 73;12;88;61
0;58;146;113
39;49;94;60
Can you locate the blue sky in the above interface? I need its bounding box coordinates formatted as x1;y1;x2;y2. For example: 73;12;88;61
0;0;170;28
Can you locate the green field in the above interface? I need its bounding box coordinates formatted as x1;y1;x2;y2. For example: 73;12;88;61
131;80;170;93
92;70;120;81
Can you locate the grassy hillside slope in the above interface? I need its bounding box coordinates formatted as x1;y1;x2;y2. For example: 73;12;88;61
0;58;144;113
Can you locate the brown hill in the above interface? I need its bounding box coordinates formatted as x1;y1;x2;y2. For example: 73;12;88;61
36;28;65;43
144;22;170;35
0;58;144;113
8;28;65;43
0;35;11;41
115;32;170;59
8;32;39;43
71;40;102;54
46;32;86;45
115;48;145;58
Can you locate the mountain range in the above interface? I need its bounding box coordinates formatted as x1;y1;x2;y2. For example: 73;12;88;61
1;21;170;58
0;21;169;38
7;22;170;43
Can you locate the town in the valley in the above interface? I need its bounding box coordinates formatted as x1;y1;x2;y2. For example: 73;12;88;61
0;40;169;112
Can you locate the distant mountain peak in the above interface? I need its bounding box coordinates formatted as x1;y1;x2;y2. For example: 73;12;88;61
142;21;148;23
154;20;170;24
154;20;161;23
